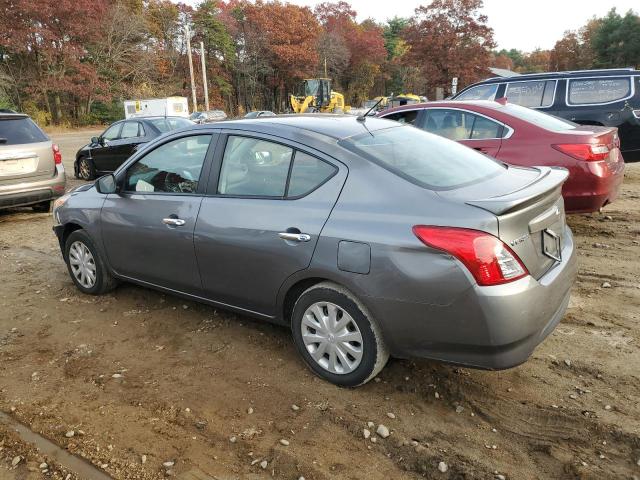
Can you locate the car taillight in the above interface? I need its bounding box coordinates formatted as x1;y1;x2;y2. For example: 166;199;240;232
52;143;62;164
412;226;528;286
552;143;610;162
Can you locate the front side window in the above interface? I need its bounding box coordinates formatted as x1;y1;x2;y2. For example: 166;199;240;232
102;124;121;141
455;84;499;101
568;77;631;105
120;122;140;139
124;135;212;193
383;110;419;125
339;125;505;190
218;136;293;197
287;152;337;197
506;80;556;108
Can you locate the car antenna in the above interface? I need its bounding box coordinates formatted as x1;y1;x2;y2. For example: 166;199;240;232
357;93;392;122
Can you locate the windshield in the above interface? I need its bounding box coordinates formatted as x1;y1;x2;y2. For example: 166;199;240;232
149;118;193;132
339;125;506;190
502;104;577;132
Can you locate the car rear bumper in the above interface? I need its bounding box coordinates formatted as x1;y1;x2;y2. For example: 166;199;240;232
367;228;577;369
563;160;625;213
0;165;66;209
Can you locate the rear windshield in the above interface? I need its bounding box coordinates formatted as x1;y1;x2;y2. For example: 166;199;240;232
339;125;505;190
0;117;49;145
501;104;576;132
148;118;193;133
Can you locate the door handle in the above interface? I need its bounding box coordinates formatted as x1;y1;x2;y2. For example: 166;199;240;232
162;217;186;227
279;232;311;242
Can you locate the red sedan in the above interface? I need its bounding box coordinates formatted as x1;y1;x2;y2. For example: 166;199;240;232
378;100;625;213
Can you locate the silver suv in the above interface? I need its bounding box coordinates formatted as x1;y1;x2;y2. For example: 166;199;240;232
0;112;66;211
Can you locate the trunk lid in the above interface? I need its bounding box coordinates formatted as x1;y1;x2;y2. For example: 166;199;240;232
438;165;569;279
0;141;55;185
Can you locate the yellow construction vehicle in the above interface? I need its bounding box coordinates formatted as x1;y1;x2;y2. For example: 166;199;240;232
289;78;350;114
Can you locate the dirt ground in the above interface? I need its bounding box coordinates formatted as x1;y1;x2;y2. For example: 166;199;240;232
0;131;639;480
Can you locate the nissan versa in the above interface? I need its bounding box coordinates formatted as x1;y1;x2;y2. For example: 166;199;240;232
52;116;577;387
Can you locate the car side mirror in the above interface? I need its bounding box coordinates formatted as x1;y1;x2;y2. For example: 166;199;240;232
91;136;100;144
95;174;118;194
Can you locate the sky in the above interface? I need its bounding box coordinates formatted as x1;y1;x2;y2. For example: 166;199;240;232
179;0;639;52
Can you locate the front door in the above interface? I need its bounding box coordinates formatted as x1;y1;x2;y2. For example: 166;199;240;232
101;133;216;292
194;134;346;316
91;122;123;173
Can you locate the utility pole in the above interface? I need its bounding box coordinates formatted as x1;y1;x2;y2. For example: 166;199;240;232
200;41;209;111
185;24;198;113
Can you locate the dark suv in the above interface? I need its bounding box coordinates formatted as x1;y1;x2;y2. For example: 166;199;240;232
453;68;640;161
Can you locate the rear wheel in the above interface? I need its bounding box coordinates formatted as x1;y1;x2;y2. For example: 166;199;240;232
31;200;51;213
77;156;95;180
291;282;389;387
64;229;118;295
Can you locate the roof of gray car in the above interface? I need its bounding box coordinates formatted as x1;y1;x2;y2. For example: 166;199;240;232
214;114;396;140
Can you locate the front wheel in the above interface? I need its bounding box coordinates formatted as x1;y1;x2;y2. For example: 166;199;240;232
291;282;389;387
64;229;118;295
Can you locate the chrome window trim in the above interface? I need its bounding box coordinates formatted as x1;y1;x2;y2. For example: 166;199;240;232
505;79;557;109
406;106;514;140
565;76;635;107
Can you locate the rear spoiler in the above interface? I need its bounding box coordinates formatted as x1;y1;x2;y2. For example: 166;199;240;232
466;167;569;215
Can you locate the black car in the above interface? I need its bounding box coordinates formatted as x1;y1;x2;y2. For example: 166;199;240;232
453;68;640;161
75;116;193;180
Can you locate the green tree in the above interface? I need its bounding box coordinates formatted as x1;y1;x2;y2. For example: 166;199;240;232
591;8;640;68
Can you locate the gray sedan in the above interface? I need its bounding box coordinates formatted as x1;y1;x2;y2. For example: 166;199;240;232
52;115;577;387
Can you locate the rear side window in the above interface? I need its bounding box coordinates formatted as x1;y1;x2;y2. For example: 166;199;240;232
568;77;631;105
423;109;474;140
423;109;504;140
218;136;293;197
0;117;48;145
287;152;336;197
506;80;556;108
149;118;193;133
339;126;505;190
456;84;498;101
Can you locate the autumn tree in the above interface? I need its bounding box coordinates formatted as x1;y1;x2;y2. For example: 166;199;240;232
0;0;108;123
403;0;495;96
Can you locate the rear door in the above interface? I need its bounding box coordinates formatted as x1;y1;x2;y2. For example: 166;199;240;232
194;132;346;316
0;115;53;186
101;133;217;292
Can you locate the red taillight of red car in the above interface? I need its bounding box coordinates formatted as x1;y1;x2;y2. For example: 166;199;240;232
412;226;529;286
552;143;610;162
52;143;62;165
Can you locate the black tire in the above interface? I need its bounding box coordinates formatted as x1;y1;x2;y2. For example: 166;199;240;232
31;200;51;213
64;229;118;295
77;156;96;180
291;282;389;387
